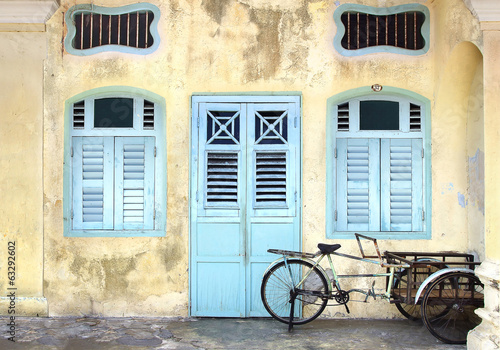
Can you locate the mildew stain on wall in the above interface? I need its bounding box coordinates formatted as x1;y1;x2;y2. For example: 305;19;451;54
468;148;485;214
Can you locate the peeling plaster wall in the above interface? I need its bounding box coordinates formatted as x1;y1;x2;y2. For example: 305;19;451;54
41;0;483;317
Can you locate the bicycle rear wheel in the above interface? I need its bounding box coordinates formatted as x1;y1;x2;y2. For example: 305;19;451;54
261;259;329;325
422;272;484;344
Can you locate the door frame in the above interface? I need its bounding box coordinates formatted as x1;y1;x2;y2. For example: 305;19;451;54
189;93;303;317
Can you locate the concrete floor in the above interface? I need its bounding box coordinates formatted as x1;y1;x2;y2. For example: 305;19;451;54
1;317;467;350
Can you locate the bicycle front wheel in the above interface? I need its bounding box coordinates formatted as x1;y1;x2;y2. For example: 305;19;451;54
261;259;329;325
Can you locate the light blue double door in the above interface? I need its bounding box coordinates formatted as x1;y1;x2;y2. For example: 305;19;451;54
190;96;302;317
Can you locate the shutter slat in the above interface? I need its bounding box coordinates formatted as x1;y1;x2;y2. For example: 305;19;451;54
123;180;145;188
348;202;369;209
82;201;104;208
83;208;103;214
124;152;146;159
124;196;144;203
207;189;238;195
123;189;144;197
124;165;146;172
124;210;144;217
83;214;104;222
124;203;144;210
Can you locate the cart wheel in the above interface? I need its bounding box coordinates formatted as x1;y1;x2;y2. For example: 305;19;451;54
422;272;484;344
393;262;441;321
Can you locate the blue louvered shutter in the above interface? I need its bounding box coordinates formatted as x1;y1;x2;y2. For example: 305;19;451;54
198;103;244;217
72;136;114;230
114;137;155;230
380;139;423;232
336;138;380;231
249;103;298;217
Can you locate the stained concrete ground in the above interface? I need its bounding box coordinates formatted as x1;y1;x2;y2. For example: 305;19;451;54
0;317;467;350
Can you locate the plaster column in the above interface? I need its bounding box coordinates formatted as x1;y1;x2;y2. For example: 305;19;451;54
0;0;59;317
467;14;500;350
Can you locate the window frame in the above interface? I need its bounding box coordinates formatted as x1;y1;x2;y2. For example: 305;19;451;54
333;3;430;57
326;86;431;240
64;3;161;56
63;87;166;237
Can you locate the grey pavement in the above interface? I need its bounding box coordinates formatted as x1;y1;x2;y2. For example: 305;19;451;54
0;317;467;350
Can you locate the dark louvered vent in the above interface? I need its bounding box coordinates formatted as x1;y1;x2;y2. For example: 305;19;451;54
409;103;422;131
255;152;287;204
206;152;238;204
73;11;154;50
340;11;425;51
73;100;85;129
337;102;349;131
143;100;154;129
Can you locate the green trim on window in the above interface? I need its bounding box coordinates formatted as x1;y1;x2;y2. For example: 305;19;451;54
333;3;430;57
64;3;160;56
326;86;432;240
63;86;167;237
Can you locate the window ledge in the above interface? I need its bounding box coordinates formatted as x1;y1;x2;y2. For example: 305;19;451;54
65;230;166;238
328;232;431;240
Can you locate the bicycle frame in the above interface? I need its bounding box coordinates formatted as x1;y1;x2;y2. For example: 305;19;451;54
267;234;410;303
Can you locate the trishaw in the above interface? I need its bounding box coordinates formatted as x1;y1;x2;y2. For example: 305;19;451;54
261;234;484;344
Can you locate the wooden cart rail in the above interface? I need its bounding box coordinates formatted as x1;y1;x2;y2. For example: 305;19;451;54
385;251;481;269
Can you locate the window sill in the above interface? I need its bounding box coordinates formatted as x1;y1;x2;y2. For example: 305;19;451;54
327;231;431;240
65;230;166;238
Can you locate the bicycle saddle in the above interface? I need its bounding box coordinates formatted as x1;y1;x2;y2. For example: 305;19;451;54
317;243;341;254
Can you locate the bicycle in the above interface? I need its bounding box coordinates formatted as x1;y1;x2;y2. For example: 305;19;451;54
260;233;484;344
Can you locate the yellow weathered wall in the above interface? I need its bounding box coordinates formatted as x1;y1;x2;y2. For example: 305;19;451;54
42;0;483;318
0;30;48;315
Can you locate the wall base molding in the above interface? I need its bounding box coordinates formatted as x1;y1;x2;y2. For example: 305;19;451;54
0;296;48;317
